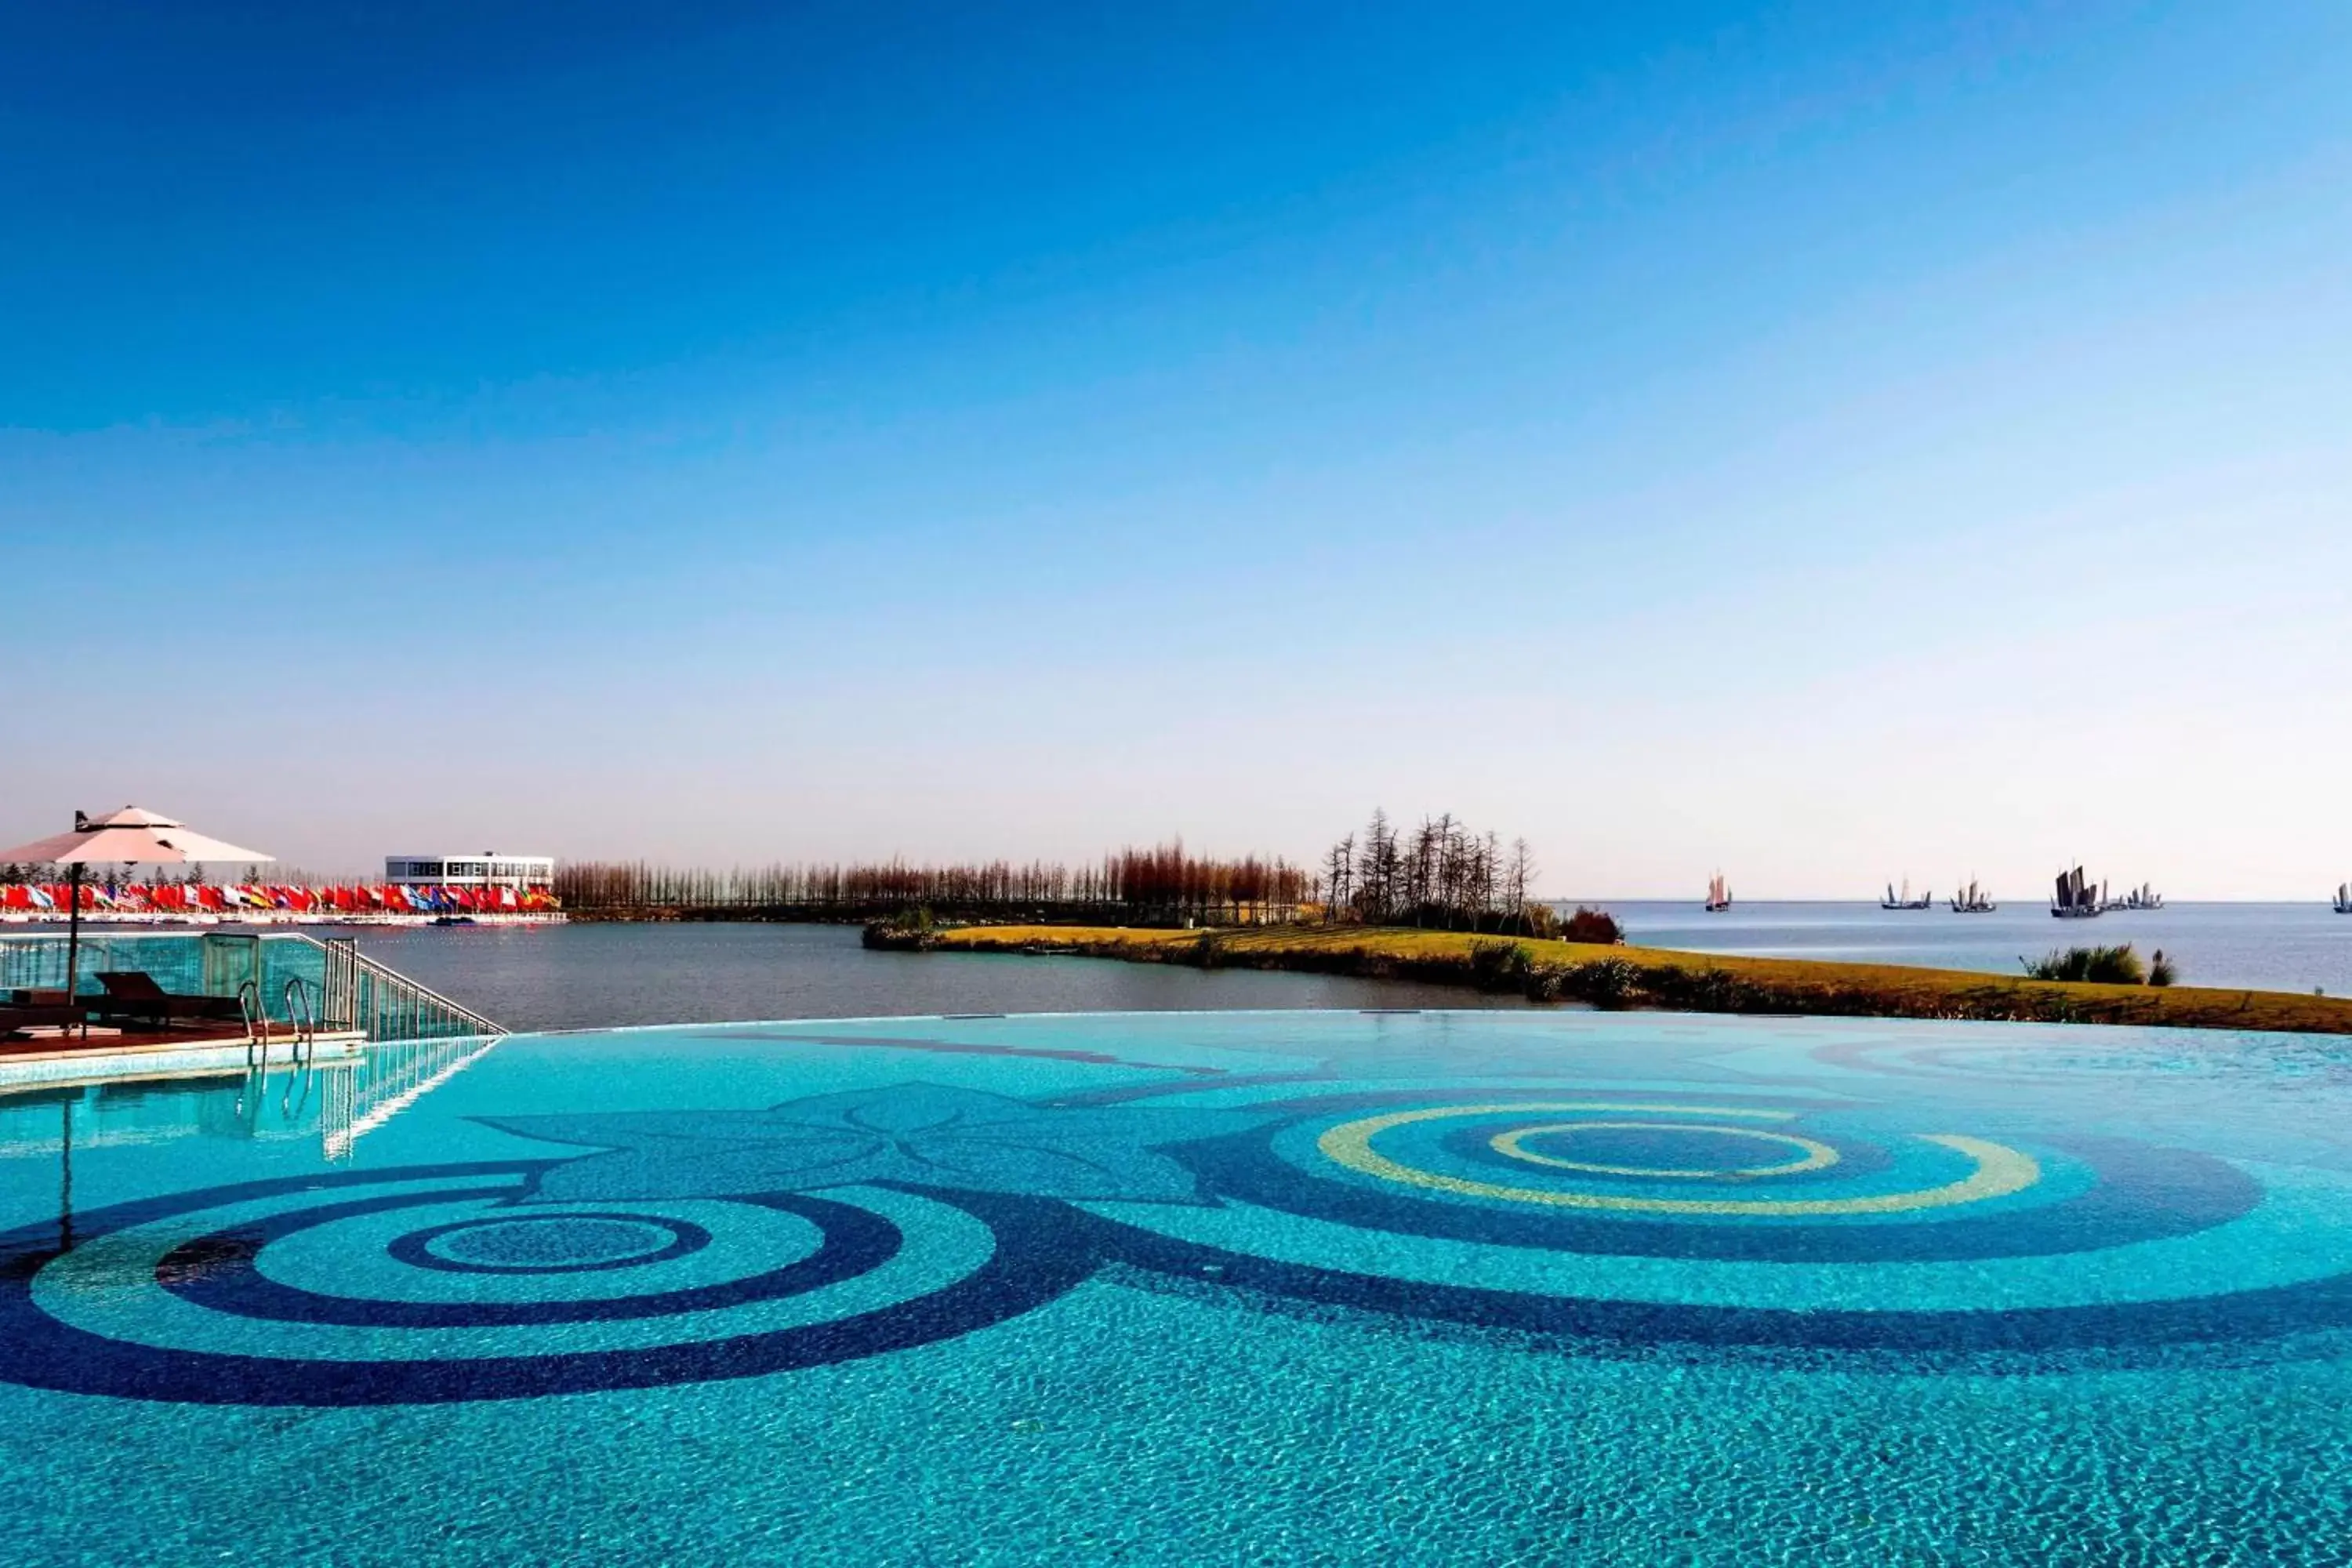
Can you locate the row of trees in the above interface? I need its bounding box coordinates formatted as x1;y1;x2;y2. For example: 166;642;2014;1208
1321;811;1547;933
555;842;1311;923
557;816;1568;935
0;862;306;887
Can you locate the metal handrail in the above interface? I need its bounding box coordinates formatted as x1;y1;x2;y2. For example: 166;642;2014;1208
282;976;318;1069
238;979;270;1072
355;950;503;1036
279;977;319;1115
273;932;504;1039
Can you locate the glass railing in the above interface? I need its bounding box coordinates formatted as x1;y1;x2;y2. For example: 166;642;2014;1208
0;931;502;1041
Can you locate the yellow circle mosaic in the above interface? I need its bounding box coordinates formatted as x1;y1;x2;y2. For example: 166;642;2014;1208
1313;1102;2040;1217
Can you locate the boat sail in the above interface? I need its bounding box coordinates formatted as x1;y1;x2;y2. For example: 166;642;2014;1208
2335;882;2351;915
1704;873;1731;913
1949;878;1996;913
1881;877;1933;910
2051;866;2100;919
2108;880;2164;911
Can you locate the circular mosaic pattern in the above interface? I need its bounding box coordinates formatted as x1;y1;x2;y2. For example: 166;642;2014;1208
1314;1102;2037;1214
1153;1091;2256;1265
394;1214;708;1275
0;1162;1087;1405
5;1056;2352;1404
1073;1085;2352;1366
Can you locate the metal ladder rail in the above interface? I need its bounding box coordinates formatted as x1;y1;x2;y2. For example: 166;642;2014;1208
234;979;268;1123
281;976;318;1069
238;979;270;1073
280;977;320;1116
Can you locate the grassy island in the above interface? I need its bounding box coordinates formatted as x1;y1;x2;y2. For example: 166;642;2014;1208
874;924;2352;1036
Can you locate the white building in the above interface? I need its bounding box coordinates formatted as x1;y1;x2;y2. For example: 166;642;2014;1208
385;853;554;890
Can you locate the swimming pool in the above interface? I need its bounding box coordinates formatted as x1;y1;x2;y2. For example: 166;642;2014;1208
3;1010;2347;1563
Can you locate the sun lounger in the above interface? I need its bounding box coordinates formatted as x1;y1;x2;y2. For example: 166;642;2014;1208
1;997;88;1040
86;971;246;1033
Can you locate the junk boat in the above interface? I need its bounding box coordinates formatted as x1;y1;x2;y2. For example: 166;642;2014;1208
1881;878;1933;910
1949;878;1997;913
2051;866;2102;919
2107;882;2164;912
2335;882;2351;915
1704;872;1732;913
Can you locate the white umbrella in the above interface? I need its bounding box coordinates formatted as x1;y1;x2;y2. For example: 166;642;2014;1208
0;806;274;1004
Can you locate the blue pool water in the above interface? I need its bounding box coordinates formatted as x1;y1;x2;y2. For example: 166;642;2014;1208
3;1011;2350;1563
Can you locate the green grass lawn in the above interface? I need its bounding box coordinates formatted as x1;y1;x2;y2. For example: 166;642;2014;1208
912;923;2352;1035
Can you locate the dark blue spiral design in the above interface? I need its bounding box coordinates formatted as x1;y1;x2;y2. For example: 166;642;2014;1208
0;1163;1090;1406
3;1105;2350;1404
160;1187;887;1327
1078;1206;2352;1366
1169;1112;2259;1263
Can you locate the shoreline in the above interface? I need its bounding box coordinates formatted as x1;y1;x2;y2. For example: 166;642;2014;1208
0;913;568;929
880;924;2352;1036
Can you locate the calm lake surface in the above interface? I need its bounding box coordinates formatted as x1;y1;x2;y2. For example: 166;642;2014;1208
1602;900;2352;996
17;902;2347;1033
316;922;1530;1033
352;904;2343;1031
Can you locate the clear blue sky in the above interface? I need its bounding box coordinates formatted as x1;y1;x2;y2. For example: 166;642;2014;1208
5;2;2347;895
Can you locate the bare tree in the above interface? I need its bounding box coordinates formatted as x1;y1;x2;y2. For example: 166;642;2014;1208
1356;810;1398;924
1322;834;1355;923
1505;838;1534;934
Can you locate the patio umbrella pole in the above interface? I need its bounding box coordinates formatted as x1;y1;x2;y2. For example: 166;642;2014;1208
64;861;83;1038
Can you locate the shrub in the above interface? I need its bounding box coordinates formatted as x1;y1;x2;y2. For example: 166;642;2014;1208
2023;944;2147;985
1468;939;1534;992
1654;965;1763;1012
1568;957;1642;1009
1559;906;1625;945
2149;949;2178;988
861;906;938;951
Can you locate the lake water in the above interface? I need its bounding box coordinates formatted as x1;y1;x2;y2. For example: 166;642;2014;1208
317;922;1530;1034
1605;900;2351;996
16;904;2347;1033
350;905;2350;1032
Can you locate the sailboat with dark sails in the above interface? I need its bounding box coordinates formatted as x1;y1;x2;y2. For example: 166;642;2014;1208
1950;878;1996;913
1881;878;1933;909
2051;866;2102;920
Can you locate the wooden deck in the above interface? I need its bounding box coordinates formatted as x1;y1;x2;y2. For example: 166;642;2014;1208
2;1020;257;1056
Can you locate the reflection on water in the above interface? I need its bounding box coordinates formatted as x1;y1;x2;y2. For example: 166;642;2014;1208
0;1034;502;1241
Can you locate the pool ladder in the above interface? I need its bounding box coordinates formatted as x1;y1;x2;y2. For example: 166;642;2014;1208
238;978;321;1121
241;977;320;1073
